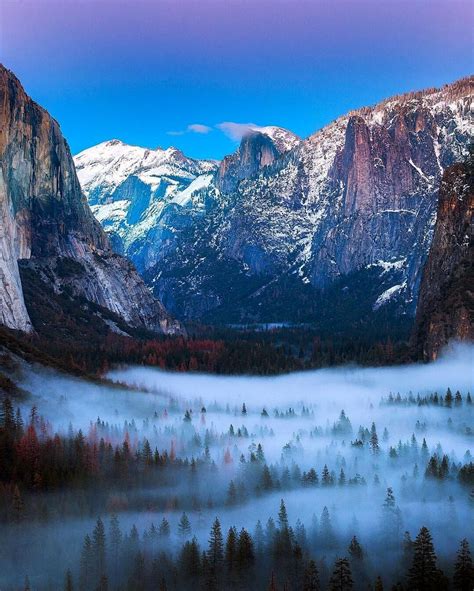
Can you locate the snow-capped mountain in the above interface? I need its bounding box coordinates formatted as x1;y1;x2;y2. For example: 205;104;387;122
75;140;218;270
77;77;473;327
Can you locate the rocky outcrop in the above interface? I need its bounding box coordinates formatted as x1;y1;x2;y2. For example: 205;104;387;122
412;155;474;359
216;128;299;193
0;65;181;334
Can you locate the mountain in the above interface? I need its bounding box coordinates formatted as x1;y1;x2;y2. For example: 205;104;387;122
77;77;473;329
0;65;181;335
412;153;474;360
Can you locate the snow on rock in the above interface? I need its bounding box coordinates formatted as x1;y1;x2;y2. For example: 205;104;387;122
373;282;407;310
79;77;473;322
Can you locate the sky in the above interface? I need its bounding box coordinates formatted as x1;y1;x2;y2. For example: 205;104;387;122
1;0;472;160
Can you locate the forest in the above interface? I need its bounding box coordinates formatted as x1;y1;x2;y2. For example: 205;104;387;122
0;347;472;590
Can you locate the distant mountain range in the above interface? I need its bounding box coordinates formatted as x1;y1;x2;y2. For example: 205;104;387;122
75;77;473;334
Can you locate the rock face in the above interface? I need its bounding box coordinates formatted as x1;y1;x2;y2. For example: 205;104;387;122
412;155;474;359
0;65;181;334
78;77;473;325
216;127;300;193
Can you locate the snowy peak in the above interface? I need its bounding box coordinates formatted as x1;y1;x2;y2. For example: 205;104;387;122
246;125;301;154
216;126;301;194
75;140;217;206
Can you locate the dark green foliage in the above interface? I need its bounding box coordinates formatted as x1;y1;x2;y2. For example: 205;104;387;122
453;539;474;591
329;557;353;591
407;526;443;591
303;560;320;591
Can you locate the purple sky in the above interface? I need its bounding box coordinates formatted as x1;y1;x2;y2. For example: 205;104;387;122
1;0;472;159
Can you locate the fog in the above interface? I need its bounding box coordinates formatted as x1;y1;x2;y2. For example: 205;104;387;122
1;343;473;589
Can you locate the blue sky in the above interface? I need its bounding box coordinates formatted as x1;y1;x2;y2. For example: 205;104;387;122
1;0;472;159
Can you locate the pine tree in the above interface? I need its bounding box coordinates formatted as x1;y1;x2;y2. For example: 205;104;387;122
453;539;474;591
303;559;320;591
178;512;192;538
381;487;402;542
402;531;414;569
408;526;442;591
92;517;107;580
159;517;170;537
237;528;254;572
320;506;336;548
208;517;224;574
226;480;238;505
262;464;274;490
109;514;122;573
278;499;289;530
370;422;380;454
225;526;238;580
0;397;15;431
65;569;74;591
329;557;353;591
79;534;94;591
374;575;383;591
322;464;332;485
348;536;363;560
180;537;201;581
254;520;265;557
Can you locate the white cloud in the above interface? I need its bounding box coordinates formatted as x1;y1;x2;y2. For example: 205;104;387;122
187;123;212;134
167;123;212;136
216;121;261;141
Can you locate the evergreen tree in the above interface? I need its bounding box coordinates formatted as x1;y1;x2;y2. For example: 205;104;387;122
109;514;122;573
278;499;289;530
382;487;402;542
64;569;74;591
208;517;224;578
180;537;201;582
178;512;192;539
320;506;336;548
453;539;474;591
348;536;363;560
92;517;107;580
79;534;94;591
237;528;255;584
370;422;380;454
329;557;353;591
225;526;238;584
303;559;320;591
159;517;170;538
254;520;265;557
407;526;442;591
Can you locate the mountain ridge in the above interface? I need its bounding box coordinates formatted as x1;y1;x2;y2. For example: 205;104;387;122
77;75;473;326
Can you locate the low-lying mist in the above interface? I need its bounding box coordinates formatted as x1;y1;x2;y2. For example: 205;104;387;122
0;343;472;590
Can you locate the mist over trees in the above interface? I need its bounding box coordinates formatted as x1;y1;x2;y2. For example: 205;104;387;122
0;346;472;589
